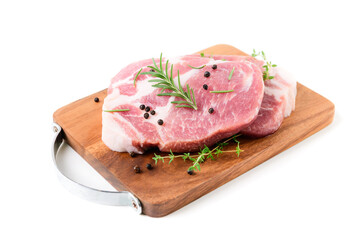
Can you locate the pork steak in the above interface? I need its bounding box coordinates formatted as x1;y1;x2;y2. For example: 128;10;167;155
198;54;297;137
102;55;264;153
240;67;297;137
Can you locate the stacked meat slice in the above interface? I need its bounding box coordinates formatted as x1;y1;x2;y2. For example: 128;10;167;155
241;67;297;137
102;54;296;154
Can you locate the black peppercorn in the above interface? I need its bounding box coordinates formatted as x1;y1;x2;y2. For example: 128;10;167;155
208;108;214;114
203;84;208;90
204;71;210;77
150;110;156;115
157;119;163;125
145;106;150;112
144;113;149;119
130;152;136;157
150;69;155;72
94;97;99;102
134;165;141;173
212;64;217;70
146;163;153;170
139;104;145;110
187;169;194;175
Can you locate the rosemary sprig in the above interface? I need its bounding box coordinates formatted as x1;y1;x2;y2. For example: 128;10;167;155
228;67;235;80
133;68;142;87
140;53;198;110
152;134;244;173
251;49;277;81
200;53;205;57
210;90;234;93
187;64;206;69
103;109;130;112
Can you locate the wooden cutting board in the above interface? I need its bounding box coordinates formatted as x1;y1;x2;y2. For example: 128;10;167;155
53;44;335;217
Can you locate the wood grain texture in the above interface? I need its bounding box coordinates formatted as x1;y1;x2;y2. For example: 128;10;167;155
53;44;335;217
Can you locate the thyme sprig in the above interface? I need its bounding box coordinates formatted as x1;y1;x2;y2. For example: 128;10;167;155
251;49;277;81
152;134;244;173
140;53;198;110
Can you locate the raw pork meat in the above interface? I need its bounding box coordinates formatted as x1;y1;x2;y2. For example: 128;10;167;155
102;56;264;153
194;54;297;138
240;67;297;137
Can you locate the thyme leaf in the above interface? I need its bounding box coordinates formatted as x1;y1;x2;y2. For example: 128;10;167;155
252;49;277;81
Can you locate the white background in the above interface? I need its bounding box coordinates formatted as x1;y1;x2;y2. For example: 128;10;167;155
1;0;359;239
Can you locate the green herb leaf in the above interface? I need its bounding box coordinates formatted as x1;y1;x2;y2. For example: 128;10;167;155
200;53;205;57
168;150;175;164
145;53;198;110
175;105;193;108
210;90;234;93
187;64;206;69
171;100;192;104
133;68;143;87
188;166;195;171
252;49;277;81
152;134;244;173
183;153;190;161
228;67;235;80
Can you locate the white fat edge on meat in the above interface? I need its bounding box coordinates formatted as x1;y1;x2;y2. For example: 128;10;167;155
263;67;297;118
276;67;297;117
103;74;159;151
102;112;141;153
102;93;144;151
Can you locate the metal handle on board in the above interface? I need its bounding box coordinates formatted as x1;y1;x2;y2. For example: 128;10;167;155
51;123;142;214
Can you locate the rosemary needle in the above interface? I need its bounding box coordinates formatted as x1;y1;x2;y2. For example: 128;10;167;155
210;90;234;93
187;64;206;69
133;68;142;87
228;67;235;80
